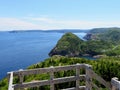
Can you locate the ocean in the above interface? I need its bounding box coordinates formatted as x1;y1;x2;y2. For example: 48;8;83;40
0;31;86;80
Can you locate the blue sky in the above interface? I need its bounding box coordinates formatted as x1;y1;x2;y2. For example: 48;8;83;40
0;0;120;31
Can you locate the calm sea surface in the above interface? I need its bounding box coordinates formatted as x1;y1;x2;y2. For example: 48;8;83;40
0;31;86;79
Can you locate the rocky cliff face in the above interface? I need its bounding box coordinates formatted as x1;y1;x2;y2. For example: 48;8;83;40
49;32;83;57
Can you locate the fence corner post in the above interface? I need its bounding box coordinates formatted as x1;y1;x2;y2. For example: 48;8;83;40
111;77;120;90
18;69;24;90
50;66;54;90
7;72;14;90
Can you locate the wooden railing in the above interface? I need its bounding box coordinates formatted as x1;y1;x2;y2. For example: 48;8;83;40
7;64;120;90
111;77;120;90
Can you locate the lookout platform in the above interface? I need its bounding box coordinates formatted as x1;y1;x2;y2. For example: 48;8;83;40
8;64;120;90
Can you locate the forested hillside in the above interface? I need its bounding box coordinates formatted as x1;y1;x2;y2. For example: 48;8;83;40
49;32;114;57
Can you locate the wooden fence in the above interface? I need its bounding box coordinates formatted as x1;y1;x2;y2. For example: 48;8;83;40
7;64;120;90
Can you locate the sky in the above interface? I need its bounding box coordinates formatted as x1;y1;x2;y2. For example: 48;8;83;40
0;0;120;31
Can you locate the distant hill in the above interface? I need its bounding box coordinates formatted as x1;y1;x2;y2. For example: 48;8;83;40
99;30;120;44
84;27;120;44
49;32;83;57
88;27;120;34
83;28;120;57
8;29;89;33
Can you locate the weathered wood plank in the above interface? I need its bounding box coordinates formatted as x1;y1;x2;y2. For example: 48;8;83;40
50;66;54;90
53;75;85;84
85;65;92;90
61;86;86;90
76;63;80;90
111;77;120;90
14;79;50;89
18;69;24;90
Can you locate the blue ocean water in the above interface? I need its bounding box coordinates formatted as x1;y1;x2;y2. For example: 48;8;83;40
0;31;86;80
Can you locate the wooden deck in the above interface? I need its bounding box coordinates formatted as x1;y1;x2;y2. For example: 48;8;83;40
7;64;120;90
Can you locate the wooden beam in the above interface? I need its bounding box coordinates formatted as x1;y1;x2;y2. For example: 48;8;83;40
85;65;92;90
91;82;101;90
61;86;86;90
111;77;120;90
8;72;14;90
76;63;80;90
13;64;85;76
50;66;54;90
88;68;111;90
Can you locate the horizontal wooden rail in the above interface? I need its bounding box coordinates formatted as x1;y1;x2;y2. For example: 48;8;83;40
13;64;85;76
14;75;85;89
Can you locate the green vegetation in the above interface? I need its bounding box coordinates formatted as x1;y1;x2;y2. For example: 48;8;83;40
84;28;120;56
99;30;120;44
49;32;84;57
49;32;114;56
105;45;120;56
89;27;120;34
1;56;120;90
81;40;113;56
86;28;120;44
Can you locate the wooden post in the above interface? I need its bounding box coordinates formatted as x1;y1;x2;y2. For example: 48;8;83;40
85;64;92;90
76;63;80;90
7;72;14;90
50;66;54;90
19;69;24;90
111;77;120;90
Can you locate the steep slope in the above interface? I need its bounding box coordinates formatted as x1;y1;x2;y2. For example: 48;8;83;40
49;32;83;57
99;30;120;44
84;27;120;42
